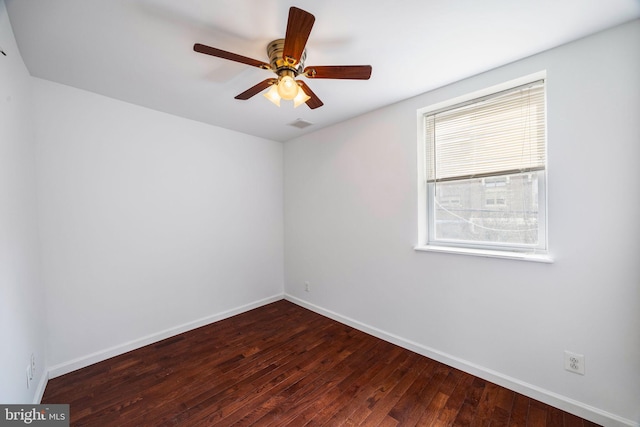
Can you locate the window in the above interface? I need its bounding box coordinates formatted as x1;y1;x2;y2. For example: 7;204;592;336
416;75;550;261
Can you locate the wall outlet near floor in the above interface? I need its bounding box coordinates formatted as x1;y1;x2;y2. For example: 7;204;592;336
304;281;310;292
25;353;36;389
564;351;585;375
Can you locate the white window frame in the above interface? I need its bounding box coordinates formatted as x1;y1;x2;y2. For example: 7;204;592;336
415;72;552;263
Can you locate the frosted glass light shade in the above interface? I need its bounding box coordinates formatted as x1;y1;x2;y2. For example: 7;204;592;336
277;75;299;100
293;87;311;108
263;85;281;106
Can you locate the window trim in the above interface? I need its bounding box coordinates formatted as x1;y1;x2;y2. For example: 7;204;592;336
415;72;553;263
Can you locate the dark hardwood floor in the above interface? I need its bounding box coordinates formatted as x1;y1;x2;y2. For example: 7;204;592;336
42;300;600;426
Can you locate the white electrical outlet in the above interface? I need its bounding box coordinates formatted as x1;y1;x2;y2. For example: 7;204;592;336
304;281;310;292
564;351;585;375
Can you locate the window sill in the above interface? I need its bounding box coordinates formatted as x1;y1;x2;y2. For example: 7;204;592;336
414;245;554;263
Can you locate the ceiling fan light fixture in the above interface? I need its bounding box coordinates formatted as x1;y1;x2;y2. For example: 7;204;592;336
263;84;281;106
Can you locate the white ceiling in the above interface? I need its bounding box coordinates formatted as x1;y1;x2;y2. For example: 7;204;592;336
5;0;640;142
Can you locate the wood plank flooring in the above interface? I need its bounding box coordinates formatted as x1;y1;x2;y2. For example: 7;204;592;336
42;300;601;426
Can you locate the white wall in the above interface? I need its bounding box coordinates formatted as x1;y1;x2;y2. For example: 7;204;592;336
284;19;640;426
33;79;284;374
0;0;47;403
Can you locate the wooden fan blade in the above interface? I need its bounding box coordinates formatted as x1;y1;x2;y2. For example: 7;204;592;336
235;79;277;100
298;81;323;109
282;7;315;65
194;43;270;69
304;65;372;80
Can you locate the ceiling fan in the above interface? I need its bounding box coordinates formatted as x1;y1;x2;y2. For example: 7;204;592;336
193;6;372;109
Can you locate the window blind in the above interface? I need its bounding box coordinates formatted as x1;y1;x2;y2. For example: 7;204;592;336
426;80;545;182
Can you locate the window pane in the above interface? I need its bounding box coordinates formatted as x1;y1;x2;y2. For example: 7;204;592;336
432;172;539;246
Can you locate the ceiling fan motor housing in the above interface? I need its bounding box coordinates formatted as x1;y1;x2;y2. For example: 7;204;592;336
267;38;306;77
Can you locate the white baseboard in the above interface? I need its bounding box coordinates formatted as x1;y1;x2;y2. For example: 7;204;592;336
47;294;284;379
33;371;48;404
285;294;638;427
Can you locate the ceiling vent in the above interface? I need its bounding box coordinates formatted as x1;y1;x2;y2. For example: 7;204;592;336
288;118;314;129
